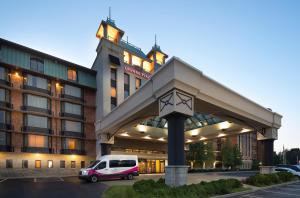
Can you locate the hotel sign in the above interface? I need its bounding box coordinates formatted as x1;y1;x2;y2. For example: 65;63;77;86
124;65;151;80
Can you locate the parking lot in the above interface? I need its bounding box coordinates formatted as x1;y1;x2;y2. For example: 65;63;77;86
233;181;300;198
0;171;256;198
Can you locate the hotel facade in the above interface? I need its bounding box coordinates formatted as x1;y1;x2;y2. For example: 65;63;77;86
0;17;281;182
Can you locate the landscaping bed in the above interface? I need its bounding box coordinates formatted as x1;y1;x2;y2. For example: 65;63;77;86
245;172;297;187
104;178;248;198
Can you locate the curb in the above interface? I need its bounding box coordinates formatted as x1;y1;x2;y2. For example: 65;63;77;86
0;175;77;180
213;180;300;198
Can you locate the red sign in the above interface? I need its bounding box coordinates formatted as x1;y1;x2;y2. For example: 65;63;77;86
124;65;151;79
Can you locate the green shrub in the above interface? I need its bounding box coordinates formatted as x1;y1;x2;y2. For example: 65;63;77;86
245;172;296;186
277;172;296;182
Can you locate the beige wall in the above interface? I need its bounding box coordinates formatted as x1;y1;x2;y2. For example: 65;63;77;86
0;152;94;169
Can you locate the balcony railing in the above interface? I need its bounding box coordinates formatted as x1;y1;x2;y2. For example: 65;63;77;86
0;79;12;86
60;94;84;102
22;85;51;95
0;145;14;152
21;106;52;115
22;126;53;134
22;147;53;154
0;123;13;130
0;101;13;109
61;131;85;138
60;112;84;120
60;149;86;155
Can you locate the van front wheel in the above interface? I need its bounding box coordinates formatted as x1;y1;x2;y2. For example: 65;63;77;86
90;175;98;183
127;174;133;180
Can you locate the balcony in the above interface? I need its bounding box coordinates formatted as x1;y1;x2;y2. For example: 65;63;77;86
0;101;13;109
22;85;51;95
61;131;85;138
21;106;52;115
60;149;86;155
60;112;84;120
0;145;14;152
60;94;84;102
0;123;13;130
0;79;12;87
22;126;52;134
22;147;53;154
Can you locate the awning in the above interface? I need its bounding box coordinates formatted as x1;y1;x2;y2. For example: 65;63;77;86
109;54;120;66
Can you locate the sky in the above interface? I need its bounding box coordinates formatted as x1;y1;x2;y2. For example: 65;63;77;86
1;0;299;152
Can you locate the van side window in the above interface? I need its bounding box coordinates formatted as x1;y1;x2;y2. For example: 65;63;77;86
96;161;106;170
109;160;136;168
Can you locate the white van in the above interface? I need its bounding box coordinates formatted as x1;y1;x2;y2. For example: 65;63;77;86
78;155;139;183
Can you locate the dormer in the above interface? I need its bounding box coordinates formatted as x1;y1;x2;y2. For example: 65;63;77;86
147;43;168;72
96;18;124;44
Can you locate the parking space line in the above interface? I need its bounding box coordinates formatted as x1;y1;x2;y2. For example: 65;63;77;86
59;177;64;181
262;189;300;197
34;178;37;183
0;178;7;183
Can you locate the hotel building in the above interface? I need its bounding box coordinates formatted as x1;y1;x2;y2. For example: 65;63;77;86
0;16;281;179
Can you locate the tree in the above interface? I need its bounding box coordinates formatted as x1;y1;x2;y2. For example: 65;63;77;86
187;142;206;168
221;140;234;169
232;144;242;169
221;139;243;170
286;148;300;165
204;142;215;168
273;151;283;165
186;141;215;169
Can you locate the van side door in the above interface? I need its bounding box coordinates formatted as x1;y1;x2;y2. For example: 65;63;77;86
94;161;108;178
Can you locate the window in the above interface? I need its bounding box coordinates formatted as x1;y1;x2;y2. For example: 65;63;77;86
24;94;50;110
0;88;9;103
132;55;142;67
68;69;77;81
60;160;65;168
25;74;49;90
124;73;130;99
135;78;141;90
0;131;10;145
30;57;44;73
0;110;10;124
143;61;152;73
62;138;83;150
81;161;85;168
27;135;48;148
71;161;76;168
22;160;28;168
62;102;82;115
62;120;82;133
111;68;117;110
109;160;136;168
6;159;13;168
96;161;106;170
124;51;130;64
25;114;49;128
35;160;41;168
64;84;82;98
48;160;53;168
0;67;8;81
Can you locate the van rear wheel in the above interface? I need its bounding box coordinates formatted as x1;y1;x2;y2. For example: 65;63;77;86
90;175;98;183
127;174;133;180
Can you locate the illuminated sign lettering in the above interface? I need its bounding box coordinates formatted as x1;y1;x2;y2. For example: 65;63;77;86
124;65;151;79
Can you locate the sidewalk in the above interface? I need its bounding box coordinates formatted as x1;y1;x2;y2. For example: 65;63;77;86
0;168;79;179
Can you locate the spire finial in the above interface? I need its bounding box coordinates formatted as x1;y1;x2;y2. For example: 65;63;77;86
109;6;111;19
155;34;157;46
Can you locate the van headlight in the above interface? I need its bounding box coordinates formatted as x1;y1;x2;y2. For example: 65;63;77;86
82;170;88;175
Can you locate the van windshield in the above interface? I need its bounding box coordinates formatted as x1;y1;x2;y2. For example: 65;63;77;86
87;160;100;168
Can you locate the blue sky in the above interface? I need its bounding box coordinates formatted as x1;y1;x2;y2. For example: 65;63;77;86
1;0;299;152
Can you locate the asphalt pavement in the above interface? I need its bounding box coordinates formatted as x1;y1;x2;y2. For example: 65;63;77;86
231;181;300;198
0;171;257;198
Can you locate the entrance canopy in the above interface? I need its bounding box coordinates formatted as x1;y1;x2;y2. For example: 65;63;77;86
96;57;282;142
